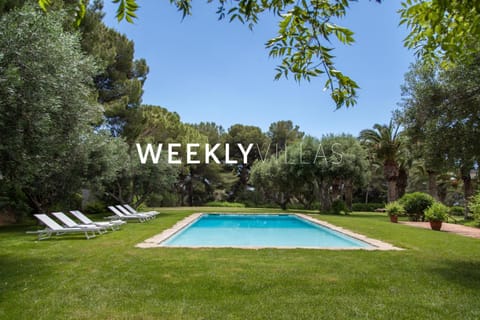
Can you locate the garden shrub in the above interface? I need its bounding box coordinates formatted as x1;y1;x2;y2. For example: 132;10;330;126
133;203;149;212
147;192;178;207
286;203;304;210
49;193;83;215
146;194;164;207
205;201;246;208
84;201;106;214
330;199;350;215
0;185;31;221
247;202;281;209
399;192;434;221
449;206;465;216
351;203;385;212
287;202;321;210
161;193;178;207
468;192;480;225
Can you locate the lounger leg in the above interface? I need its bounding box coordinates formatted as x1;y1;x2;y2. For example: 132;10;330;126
38;231;51;241
84;231;96;239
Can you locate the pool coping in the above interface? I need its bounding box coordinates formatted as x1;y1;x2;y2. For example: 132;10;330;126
135;213;403;251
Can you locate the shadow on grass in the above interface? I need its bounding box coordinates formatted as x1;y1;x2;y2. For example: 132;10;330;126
27;235;103;241
0;225;32;234
430;260;480;289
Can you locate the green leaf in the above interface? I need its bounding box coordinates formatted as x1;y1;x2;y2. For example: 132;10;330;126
38;0;51;11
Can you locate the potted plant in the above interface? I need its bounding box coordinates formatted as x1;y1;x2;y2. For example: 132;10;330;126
424;202;448;230
385;201;405;223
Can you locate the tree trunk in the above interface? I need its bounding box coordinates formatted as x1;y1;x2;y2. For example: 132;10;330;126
384;160;399;203
438;183;447;203
387;180;397;203
319;181;331;212
239;165;249;190
427;170;439;200
331;178;342;201
179;192;184;206
115;181;125;204
127;167;135;205
278;193;290;210
134;193;148;208
463;175;474;199
26;193;44;213
365;183;370;204
105;191;122;204
344;179;353;210
178;183;185;206
297;193;314;209
187;178;194;206
396;167;408;199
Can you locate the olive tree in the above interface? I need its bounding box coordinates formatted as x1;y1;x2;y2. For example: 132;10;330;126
0;6;110;214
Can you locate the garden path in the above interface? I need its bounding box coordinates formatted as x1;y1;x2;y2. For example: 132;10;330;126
400;221;480;239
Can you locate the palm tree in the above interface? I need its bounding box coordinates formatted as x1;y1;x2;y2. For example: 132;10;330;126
360;122;403;203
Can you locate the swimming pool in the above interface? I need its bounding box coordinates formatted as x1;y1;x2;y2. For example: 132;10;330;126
158;214;373;249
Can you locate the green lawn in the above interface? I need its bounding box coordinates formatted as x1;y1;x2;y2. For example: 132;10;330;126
1;208;480;319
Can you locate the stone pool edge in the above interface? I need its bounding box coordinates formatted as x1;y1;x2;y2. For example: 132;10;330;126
135;213;403;251
136;212;203;248
296;214;403;251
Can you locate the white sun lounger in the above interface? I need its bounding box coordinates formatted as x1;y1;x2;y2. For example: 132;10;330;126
51;212;107;234
107;206;149;222
70;210;125;231
27;214;98;240
123;204;159;216
116;205;158;219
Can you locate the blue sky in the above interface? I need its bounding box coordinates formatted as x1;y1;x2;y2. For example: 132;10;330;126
102;0;414;138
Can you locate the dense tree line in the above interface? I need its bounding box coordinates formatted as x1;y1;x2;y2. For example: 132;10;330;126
0;6;104;213
1;1;479;221
396;53;480;216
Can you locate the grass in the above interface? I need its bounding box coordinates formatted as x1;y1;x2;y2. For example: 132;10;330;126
1;207;480;319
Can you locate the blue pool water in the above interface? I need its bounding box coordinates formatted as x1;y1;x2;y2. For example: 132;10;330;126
160;214;372;248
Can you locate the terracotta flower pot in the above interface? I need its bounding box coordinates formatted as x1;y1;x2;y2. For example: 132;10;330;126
389;215;398;223
429;220;443;231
